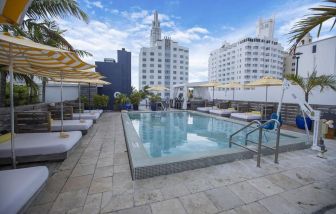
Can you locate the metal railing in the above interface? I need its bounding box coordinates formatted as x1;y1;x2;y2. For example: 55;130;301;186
229;119;281;167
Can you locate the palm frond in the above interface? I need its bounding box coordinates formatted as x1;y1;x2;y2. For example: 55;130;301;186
27;0;89;23
288;0;336;51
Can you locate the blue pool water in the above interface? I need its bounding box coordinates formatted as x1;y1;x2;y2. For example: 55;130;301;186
128;111;294;158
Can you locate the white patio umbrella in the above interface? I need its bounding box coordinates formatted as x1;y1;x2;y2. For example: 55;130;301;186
199;81;224;107
217;82;243;101
0;34;95;168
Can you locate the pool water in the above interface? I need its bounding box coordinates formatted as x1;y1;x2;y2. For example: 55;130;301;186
128;111;294;158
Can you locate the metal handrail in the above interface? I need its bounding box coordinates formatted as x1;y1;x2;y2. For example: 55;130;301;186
245;119;281;145
229;120;261;148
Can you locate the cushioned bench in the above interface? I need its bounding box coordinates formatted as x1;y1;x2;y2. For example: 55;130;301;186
230;112;262;122
209;109;237;117
0;166;48;213
84;109;103;114
51;119;93;134
196;106;217;113
0;131;82;163
73;112;100;122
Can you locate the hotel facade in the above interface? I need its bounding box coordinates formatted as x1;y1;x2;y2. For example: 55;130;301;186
208;18;284;85
139;11;189;98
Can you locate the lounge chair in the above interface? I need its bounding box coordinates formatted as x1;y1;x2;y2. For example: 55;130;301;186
0;131;82;164
84;109;103;114
0;166;48;213
230;111;262;122
196;106;218;113
209;108;237;117
51;119;93;134
73;112;100;122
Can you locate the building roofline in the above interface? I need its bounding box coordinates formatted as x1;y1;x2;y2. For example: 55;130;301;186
298;35;336;47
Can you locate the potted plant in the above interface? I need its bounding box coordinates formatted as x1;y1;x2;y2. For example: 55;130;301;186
149;94;161;111
93;94;109;109
130;91;142;110
286;71;336;130
114;93;130;111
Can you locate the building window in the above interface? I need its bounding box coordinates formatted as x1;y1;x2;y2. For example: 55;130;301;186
142;81;146;85
158;70;162;73
142;52;146;55
150;64;154;67
150;52;154;56
150;70;154;73
150;58;154;61
312;45;316;53
150;81;154;85
142;64;146;67
142;58;146;61
158;64;162;68
142;75;146;79
158;46;162;49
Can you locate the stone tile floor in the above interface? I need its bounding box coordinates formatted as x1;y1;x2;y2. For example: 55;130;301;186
18;112;336;213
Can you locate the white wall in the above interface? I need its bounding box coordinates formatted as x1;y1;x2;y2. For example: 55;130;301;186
44;84;78;103
210;85;336;105
297;36;336;76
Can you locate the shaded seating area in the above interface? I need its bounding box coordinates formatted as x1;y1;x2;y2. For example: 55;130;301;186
0;166;48;213
230;111;262;122
209;108;237;117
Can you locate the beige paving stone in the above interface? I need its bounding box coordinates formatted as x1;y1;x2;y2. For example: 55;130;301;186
26;202;53;214
83;193;102;214
259;194;305;214
94;165;114;178
151;198;186;214
89;176;113;194
114;164;131;173
233;202;271;214
97;156;114;167
101;192;134;213
265;173;302;191
50;189;88;213
62;174;92;192
180;192;218;214
247;177;284;196
71;164;96;177
228;181;266;203
134;188;164;206
110;205;152;214
161;183;190;199
205;186;244;211
113;152;129;165
184;178;213;193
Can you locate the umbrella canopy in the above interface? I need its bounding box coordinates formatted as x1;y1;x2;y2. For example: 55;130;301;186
147;85;169;92
0;34;95;169
50;77;110;85
0;34;95;71
217;82;243;101
246;76;283;118
0;0;32;25
199;81;225;107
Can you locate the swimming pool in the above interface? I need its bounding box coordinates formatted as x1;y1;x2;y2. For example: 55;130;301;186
122;110;308;179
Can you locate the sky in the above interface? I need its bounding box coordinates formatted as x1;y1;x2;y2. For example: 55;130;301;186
57;0;336;89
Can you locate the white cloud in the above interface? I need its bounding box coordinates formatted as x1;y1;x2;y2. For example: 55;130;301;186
58;1;336;89
83;0;104;9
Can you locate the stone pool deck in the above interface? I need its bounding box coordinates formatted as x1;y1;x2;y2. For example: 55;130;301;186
22;112;336;214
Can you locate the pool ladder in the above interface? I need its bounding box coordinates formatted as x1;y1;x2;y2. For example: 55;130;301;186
229;119;281;167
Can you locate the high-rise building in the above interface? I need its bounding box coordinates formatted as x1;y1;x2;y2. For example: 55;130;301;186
208;18;284;85
139;11;189;98
96;48;132;109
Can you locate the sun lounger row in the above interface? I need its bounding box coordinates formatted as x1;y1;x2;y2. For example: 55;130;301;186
197;105;262;121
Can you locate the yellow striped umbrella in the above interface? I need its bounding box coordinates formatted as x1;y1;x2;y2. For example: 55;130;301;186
216;82;243;100
0;0;32;25
0;33;95;168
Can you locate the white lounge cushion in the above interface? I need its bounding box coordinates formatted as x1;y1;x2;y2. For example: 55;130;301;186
0;131;82;158
209;109;237;116
231;113;261;120
196;106;217;112
0;166;48;214
73;112;100;120
84;109;103;114
51;120;93;132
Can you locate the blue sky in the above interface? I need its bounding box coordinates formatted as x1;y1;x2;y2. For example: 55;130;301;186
57;0;335;88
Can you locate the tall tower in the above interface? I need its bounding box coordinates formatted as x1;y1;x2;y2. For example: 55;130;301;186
256;17;274;39
150;11;161;47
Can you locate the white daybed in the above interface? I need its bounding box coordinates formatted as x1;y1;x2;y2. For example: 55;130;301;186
209;109;237;117
84;109;103;114
230;112;262;122
0;131;82;163
196;106;217;113
73;112;100;122
0;166;48;214
51;119;93;134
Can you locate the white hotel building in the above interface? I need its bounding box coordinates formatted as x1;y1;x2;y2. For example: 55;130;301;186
208;18;284;85
139;11;189;98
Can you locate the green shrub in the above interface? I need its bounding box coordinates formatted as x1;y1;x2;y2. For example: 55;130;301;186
5;83;39;106
129;91;142;105
93;94;109;108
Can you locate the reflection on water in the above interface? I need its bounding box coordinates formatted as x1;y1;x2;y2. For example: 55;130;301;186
129;112;293;158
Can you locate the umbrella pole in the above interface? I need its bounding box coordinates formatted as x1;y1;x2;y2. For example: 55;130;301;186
265;86;268;119
89;83;91;112
233;89;235;101
60;72;64;133
213;86;215;109
78;83;81;120
9;44;16;169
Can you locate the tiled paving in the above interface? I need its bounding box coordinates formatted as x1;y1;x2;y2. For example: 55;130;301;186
23;112;336;214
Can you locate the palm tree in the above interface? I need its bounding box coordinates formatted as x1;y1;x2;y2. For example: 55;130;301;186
285;71;336;102
0;0;90;106
289;0;336;50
